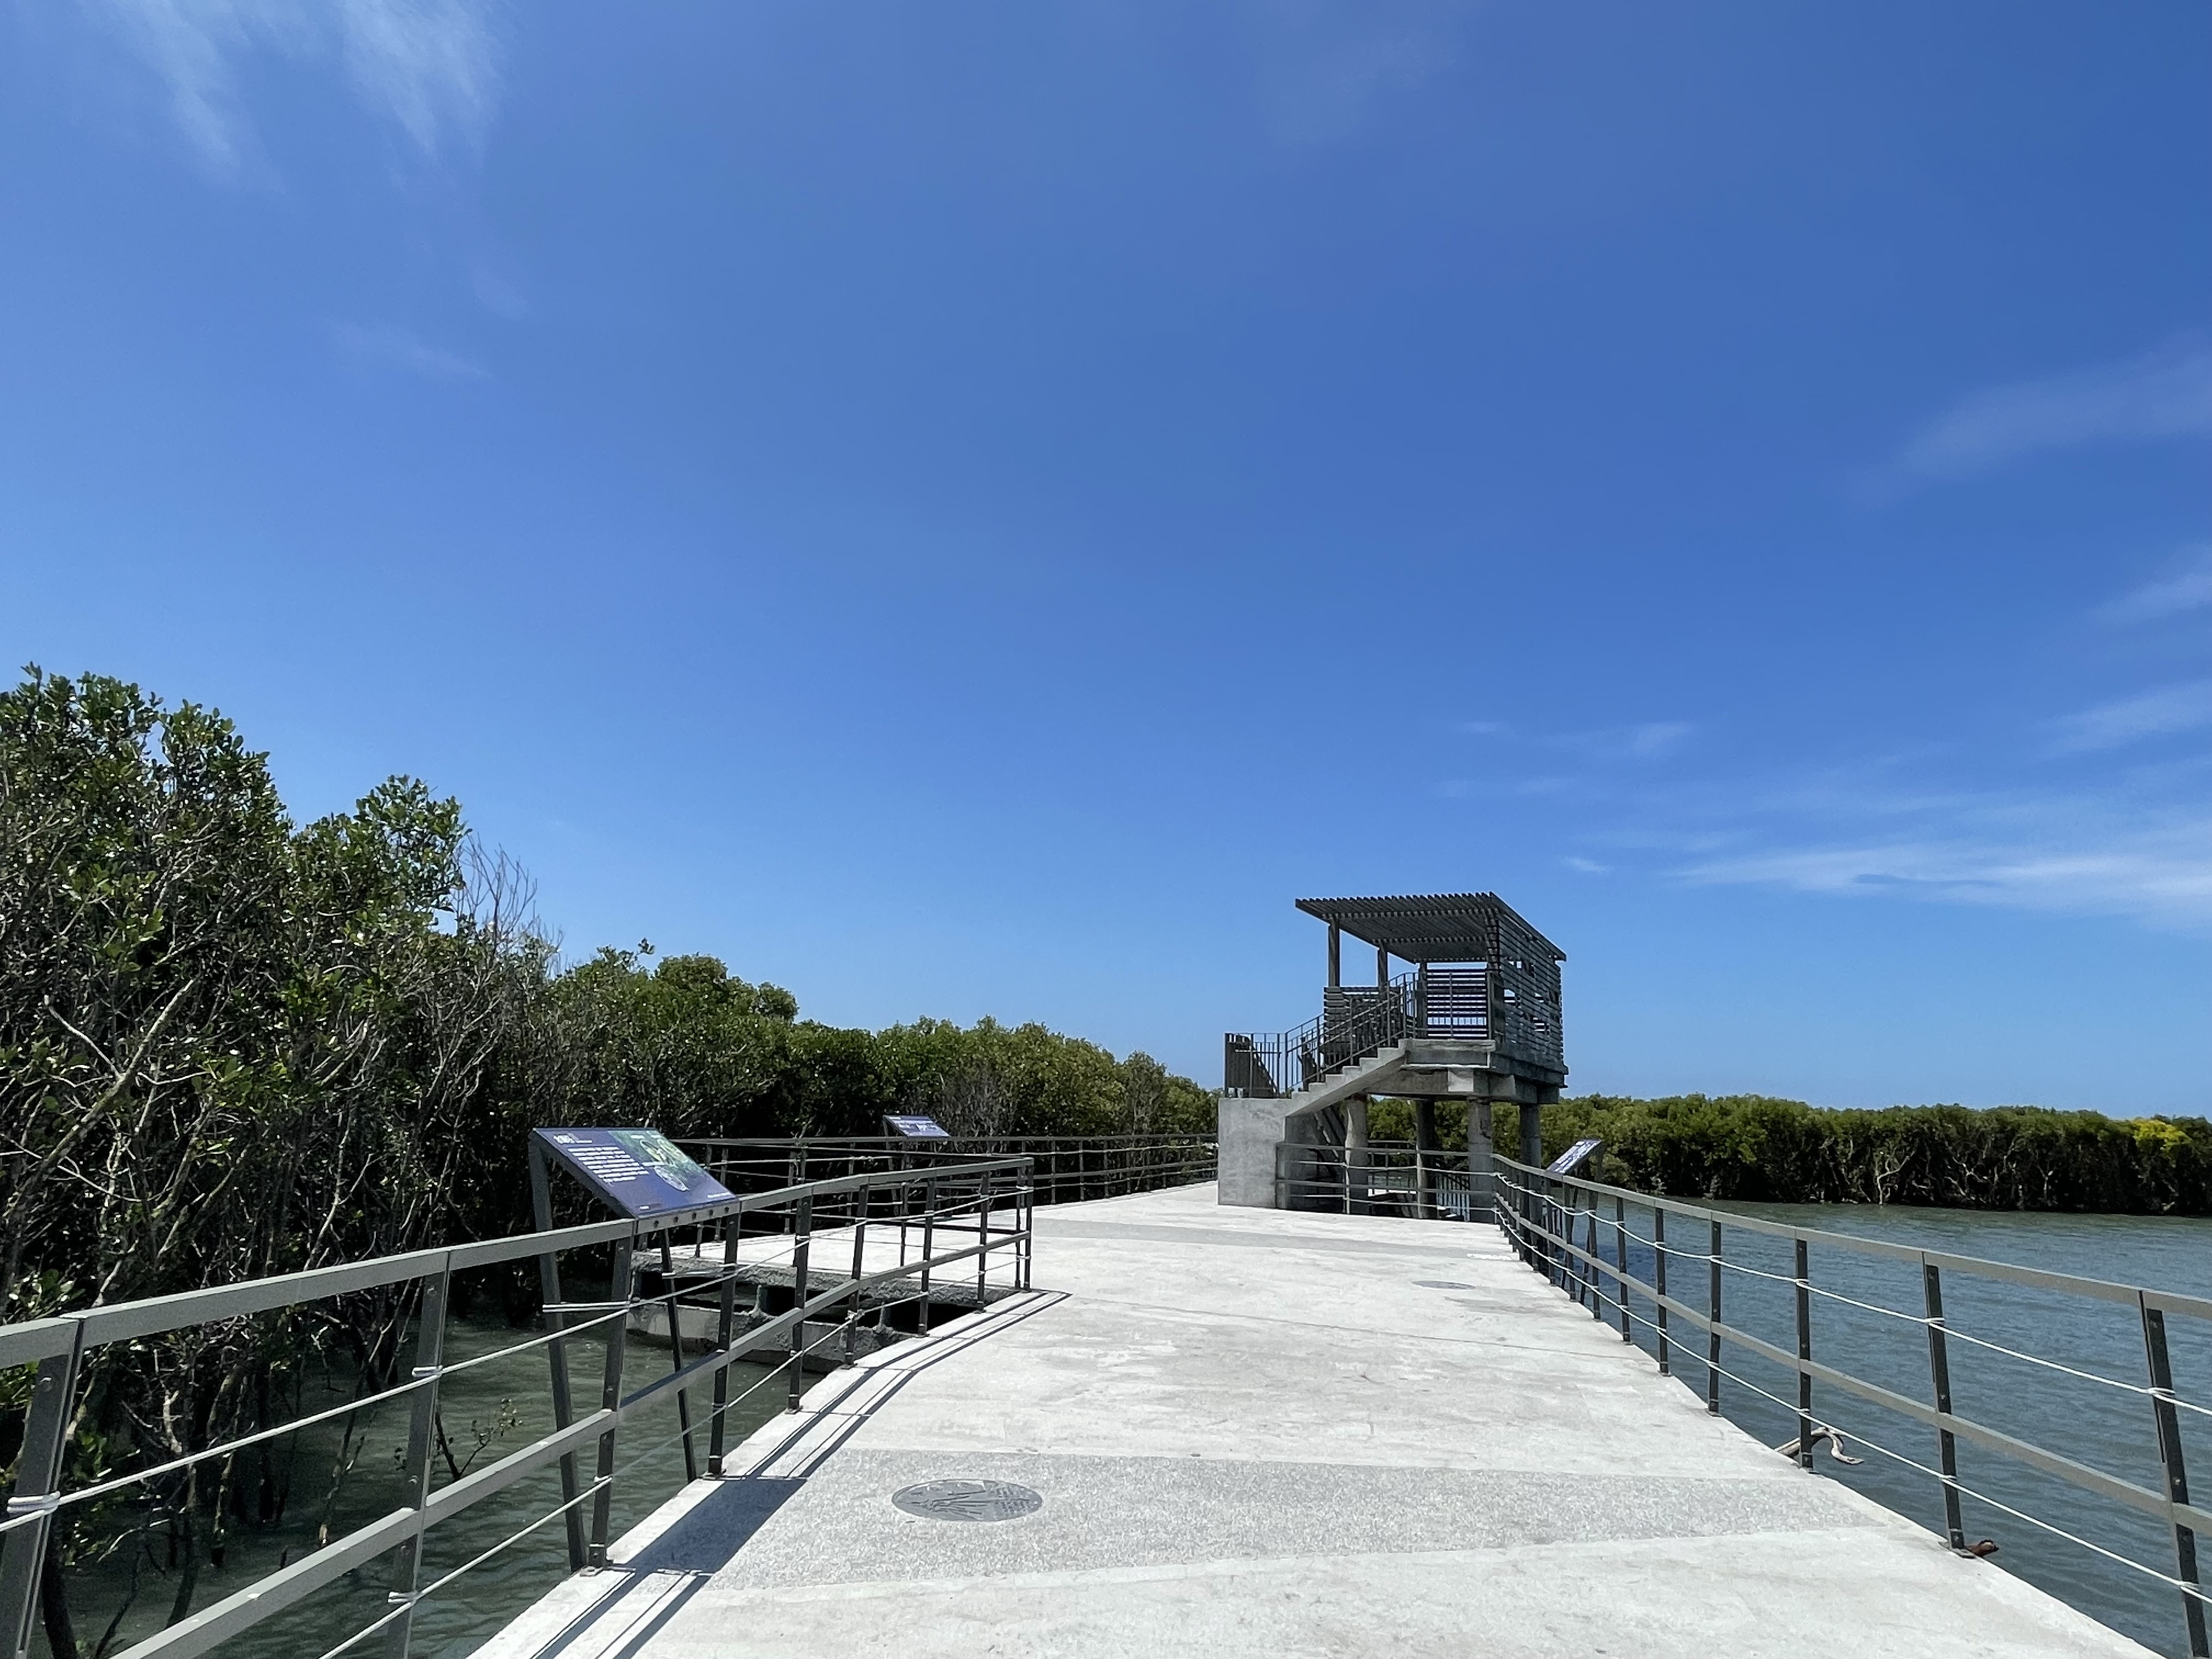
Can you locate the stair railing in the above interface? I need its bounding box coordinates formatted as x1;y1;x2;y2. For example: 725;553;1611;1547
1223;973;1419;1098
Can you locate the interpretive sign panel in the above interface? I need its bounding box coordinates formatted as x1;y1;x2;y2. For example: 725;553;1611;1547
1547;1137;1602;1176
884;1115;951;1140
533;1127;736;1219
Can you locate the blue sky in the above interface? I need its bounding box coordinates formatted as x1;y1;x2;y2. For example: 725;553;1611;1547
4;3;2207;1111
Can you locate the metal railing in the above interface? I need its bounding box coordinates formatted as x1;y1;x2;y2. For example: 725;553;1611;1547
681;1135;1214;1207
0;1156;1034;1659
1272;1141;1484;1222
1224;974;1419;1098
1492;1154;2212;1659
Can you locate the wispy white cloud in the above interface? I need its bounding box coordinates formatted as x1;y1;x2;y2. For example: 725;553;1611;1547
1564;856;1609;875
2099;546;2212;625
1244;1;1466;149
1679;809;2212;931
1893;335;2212;481
336;321;487;380
2048;681;2212;754
84;0;499;176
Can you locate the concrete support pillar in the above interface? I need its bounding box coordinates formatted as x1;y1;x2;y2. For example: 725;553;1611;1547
1345;1097;1369;1215
1468;1102;1494;1221
1414;1101;1439;1221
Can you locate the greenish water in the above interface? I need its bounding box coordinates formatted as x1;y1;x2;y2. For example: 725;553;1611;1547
50;1317;791;1659
1585;1202;2212;1658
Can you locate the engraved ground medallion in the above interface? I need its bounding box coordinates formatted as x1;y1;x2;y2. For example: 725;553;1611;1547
891;1479;1044;1522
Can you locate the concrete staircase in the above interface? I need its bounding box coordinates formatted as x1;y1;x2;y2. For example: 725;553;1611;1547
1216;1043;1411;1206
1268;1042;1409;1120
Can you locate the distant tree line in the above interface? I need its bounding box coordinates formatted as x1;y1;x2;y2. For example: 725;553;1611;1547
1365;1094;2212;1217
1538;1094;2212;1215
1345;1097;2212;1212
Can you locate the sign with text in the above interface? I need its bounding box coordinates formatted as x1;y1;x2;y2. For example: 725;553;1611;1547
533;1128;735;1220
884;1115;951;1140
1547;1137;1603;1177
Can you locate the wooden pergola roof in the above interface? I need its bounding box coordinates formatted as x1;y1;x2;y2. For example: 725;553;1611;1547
1294;893;1565;963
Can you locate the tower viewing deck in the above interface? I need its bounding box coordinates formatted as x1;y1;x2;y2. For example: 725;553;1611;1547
477;1182;2149;1659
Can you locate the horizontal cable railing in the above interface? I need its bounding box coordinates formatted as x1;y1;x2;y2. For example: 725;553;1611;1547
680;1133;1215;1208
1223;974;1419;1098
1491;1154;2212;1659
0;1155;1035;1659
1272;1141;1483;1222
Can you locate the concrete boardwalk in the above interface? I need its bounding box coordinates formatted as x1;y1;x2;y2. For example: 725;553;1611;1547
477;1184;2153;1658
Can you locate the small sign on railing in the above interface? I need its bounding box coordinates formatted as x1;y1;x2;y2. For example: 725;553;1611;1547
1547;1137;1602;1177
884;1115;951;1140
533;1127;736;1218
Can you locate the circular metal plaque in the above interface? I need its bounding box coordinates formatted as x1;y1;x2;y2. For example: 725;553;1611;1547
891;1479;1043;1523
1414;1279;1475;1290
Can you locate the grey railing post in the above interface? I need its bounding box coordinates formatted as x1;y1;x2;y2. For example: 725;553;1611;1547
1614;1194;1631;1342
848;1199;870;1364
588;1233;635;1566
707;1212;741;1476
787;1192;814;1411
977;1169;992;1304
1653;1204;1670;1376
657;1232;698;1483
529;1139;588;1572
1793;1237;1814;1470
2141;1296;2210;1656
1584;1204;1603;1321
0;1321;83;1659
1706;1220;1723;1415
1921;1260;1967;1551
385;1263;452;1659
918;1178;938;1336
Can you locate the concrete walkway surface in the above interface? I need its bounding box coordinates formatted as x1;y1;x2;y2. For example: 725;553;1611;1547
472;1183;2154;1658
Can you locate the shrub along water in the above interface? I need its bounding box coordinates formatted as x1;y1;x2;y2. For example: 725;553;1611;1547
1534;1095;2212;1215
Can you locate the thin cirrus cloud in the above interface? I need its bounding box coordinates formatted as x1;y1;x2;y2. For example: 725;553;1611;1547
1892;334;2212;481
83;0;500;176
1460;719;1694;760
2047;681;2212;755
336;321;487;381
1678;810;2212;932
2098;546;2212;626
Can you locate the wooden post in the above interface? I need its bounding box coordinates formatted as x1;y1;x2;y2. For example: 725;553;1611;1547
1328;923;1341;989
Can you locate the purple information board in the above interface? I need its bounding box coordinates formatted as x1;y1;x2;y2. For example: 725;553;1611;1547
533;1127;736;1220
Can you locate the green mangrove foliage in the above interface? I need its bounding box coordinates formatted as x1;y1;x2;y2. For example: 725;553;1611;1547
0;667;1207;1647
1530;1095;2212;1216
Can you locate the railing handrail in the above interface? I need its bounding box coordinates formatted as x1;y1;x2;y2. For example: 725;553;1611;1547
1489;1154;2212;1656
680;1133;1214;1147
0;1158;1037;1363
1493;1154;2212;1322
0;1154;1042;1659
